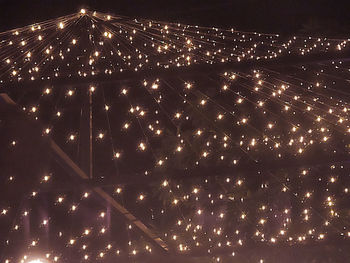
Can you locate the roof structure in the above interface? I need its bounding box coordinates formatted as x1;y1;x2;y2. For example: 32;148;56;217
0;9;350;263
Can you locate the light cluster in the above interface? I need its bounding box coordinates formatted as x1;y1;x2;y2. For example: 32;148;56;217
0;9;350;263
0;10;348;84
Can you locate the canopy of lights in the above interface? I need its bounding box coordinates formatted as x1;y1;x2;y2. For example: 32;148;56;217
0;8;350;263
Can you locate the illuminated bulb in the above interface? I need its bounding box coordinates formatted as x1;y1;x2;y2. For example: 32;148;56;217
80;9;86;14
58;22;64;29
139;194;145;201
139;142;146;151
43;175;50;181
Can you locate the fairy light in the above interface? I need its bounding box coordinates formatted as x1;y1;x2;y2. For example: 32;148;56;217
139;142;146;151
0;9;349;263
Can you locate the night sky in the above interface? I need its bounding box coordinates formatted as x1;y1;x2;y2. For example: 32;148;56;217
0;0;350;36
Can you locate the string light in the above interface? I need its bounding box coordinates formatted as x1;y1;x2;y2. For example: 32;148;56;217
0;9;349;263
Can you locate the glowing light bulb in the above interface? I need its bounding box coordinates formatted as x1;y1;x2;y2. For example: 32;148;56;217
139;142;146;151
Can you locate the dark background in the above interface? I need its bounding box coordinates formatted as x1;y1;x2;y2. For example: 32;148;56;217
0;0;350;37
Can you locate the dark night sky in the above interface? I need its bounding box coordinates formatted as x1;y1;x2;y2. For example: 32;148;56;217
0;0;349;36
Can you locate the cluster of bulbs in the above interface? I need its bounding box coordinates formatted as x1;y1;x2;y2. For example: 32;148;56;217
1;9;350;263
